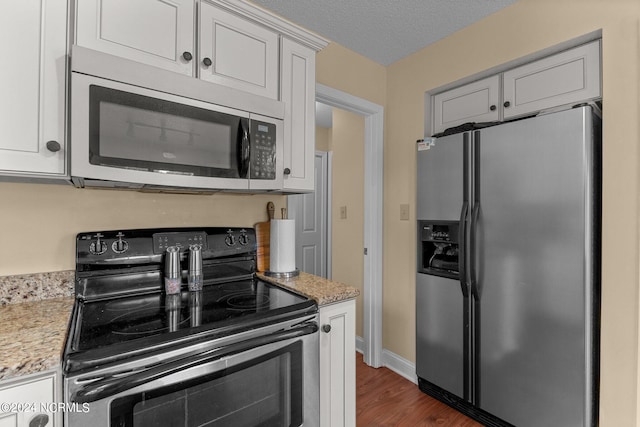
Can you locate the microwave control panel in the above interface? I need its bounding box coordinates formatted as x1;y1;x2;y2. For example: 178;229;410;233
250;121;276;180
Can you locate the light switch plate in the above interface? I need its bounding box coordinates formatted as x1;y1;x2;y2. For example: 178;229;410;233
340;206;347;219
400;204;410;220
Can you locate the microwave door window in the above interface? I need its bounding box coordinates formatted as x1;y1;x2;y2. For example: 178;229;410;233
88;86;241;178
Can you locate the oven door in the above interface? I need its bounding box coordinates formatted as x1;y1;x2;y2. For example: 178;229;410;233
65;317;319;427
72;72;257;191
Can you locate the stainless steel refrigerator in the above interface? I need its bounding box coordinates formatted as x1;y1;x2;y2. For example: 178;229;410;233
415;105;601;427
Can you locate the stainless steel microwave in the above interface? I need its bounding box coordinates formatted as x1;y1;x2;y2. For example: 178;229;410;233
70;46;284;192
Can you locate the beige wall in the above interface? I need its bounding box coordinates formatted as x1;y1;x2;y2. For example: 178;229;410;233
329;109;366;337
317;42;387;107
0;182;285;276
384;0;640;425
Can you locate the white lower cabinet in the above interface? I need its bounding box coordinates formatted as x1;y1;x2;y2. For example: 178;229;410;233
0;370;59;427
319;299;356;427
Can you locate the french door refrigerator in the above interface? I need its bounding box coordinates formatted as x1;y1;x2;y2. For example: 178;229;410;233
416;105;601;427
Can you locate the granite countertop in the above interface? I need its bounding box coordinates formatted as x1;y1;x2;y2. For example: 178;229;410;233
0;296;74;380
0;271;75;381
258;271;360;305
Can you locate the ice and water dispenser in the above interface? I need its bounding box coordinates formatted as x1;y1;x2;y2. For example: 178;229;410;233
417;220;460;278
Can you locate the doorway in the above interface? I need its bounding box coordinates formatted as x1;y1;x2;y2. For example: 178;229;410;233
290;84;384;368
288;151;330;279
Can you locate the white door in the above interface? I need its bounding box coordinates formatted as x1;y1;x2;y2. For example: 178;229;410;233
432;75;500;134
288;152;329;277
0;0;67;176
502;40;600;119
75;0;195;75
199;1;278;99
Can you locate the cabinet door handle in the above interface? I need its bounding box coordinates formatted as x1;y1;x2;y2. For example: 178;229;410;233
46;140;61;152
29;414;49;427
202;57;213;67
503;101;511;108
489;105;497;111
182;51;193;62
322;324;331;333
284;168;291;175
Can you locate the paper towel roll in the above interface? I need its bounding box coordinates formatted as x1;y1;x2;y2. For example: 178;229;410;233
270;219;296;273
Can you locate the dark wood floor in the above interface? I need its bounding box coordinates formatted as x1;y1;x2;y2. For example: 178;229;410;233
356;353;482;427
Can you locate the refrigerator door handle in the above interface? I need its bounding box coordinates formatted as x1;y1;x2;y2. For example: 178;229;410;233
459;201;469;296
469;202;480;298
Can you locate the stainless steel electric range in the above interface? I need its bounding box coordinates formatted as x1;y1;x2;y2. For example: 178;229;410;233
62;227;319;427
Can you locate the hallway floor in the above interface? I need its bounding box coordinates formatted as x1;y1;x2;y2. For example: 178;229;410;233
355;353;482;426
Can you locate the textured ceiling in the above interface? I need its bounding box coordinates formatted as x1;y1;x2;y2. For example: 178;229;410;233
251;0;518;66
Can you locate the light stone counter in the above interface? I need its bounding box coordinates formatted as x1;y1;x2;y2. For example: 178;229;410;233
0;271;75;380
0;296;74;380
257;271;360;305
0;271;74;305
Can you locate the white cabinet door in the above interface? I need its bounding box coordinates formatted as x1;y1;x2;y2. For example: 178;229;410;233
0;0;67;176
502;40;601;119
0;371;58;427
199;1;278;99
281;38;316;192
319;299;356;427
75;0;195;75
433;75;500;134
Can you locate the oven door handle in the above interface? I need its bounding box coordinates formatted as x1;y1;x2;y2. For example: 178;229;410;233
72;321;318;404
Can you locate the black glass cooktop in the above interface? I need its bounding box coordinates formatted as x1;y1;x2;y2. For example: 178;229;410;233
73;279;313;352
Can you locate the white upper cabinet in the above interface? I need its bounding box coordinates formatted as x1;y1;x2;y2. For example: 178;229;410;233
75;0;195;76
0;0;67;177
75;0;279;100
432;75;500;134
431;40;601;134
281;37;316;192
502;40;601;119
199;1;278;99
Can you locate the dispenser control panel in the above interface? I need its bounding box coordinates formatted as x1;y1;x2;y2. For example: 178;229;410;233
418;220;460;278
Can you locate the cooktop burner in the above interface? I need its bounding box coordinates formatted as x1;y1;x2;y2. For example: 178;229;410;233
220;291;272;311
73;279;308;352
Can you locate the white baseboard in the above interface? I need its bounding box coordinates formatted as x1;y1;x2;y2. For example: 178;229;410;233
356;336;417;384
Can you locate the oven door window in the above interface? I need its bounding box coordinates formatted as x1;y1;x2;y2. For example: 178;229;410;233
110;342;303;427
88;85;249;179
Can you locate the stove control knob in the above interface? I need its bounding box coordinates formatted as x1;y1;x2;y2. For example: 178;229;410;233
112;232;129;254
225;231;236;246
238;230;249;246
89;233;107;255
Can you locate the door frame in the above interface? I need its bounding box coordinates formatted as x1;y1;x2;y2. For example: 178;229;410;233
316;83;384;368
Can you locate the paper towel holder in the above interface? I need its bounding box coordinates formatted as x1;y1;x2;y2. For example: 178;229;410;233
264;269;300;278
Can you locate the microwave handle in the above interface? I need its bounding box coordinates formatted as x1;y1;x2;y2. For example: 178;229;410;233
237;118;250;178
71;321;318;404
